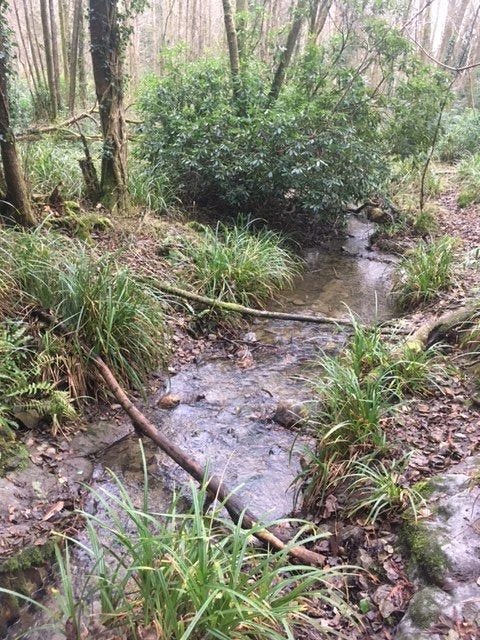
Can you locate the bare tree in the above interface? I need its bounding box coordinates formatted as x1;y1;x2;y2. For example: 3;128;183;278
0;4;36;227
49;0;62;109
89;0;128;213
221;0;242;102
68;0;83;113
40;0;58;118
268;0;309;104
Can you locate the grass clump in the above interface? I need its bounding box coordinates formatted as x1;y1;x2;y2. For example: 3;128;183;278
50;456;352;639
20;139;86;200
392;236;456;310
174;220;299;308
0;227;169;392
346;456;426;524
300;318;438;517
457;154;480;208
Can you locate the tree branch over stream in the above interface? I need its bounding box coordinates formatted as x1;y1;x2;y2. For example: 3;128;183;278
153;282;354;327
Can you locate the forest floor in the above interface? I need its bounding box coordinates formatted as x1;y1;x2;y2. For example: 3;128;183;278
2;174;480;639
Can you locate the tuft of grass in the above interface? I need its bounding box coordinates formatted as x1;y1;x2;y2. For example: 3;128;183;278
392;236;456;310
173;220;300;308
457;154;480;208
20;138;87;200
51;450;353;639
346;455;426;524
300;319;439;517
0;227;169;392
128;156;174;212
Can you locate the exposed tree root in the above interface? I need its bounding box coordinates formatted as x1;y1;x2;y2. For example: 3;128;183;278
93;354;326;567
156;282;354;327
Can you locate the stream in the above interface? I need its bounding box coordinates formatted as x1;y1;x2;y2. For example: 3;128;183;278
3;217;396;639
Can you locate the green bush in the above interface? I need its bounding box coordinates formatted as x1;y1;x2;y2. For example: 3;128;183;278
437;109;480;162
393;236;456;309
457;154;480;208
172;220;299;307
137;58;387;221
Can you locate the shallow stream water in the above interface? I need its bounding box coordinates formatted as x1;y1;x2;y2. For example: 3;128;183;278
4;217;395;639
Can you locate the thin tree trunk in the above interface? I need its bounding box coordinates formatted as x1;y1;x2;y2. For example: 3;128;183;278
20;0;44;93
314;0;333;40
438;0;469;64
49;0;62;110
69;0;83;114
29;0;49;91
12;0;40;98
89;0;129;213
40;0;58;119
268;0;309;105
78;8;87;109
236;0;248;62
221;0;242;103
0;7;36;227
58;0;70;91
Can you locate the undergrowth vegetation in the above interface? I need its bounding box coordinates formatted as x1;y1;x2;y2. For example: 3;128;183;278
299;319;437;522
170;220;299;307
0;227;169;400
457;154;480;208
392;236;456;309
437;109;480;162
20;139;86;200
49;462;352;640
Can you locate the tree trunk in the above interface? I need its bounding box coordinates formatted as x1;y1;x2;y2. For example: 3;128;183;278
0;8;36;227
221;0;242;103
49;0;62;111
78;7;87;109
236;0;248;62
268;0;309;105
438;0;469;64
69;0;83;114
89;0;129;214
40;0;58;119
314;0;333;40
58;0;70;92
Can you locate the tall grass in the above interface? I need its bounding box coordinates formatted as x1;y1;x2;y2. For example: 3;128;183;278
392;236;456;310
457;154;480;208
0;228;168;391
300;319;438;517
175;220;299;308
20;138;87;199
52;453;352;639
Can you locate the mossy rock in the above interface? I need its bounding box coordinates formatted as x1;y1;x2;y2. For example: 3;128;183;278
408;586;451;630
401;521;449;586
0;542;55;633
0;437;28;477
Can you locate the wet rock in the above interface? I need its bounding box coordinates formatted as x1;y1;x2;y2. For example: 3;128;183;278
395;456;480;638
158;393;181;409
272;400;309;429
367;206;389;223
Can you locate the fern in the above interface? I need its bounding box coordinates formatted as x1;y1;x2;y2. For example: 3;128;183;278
0;321;77;435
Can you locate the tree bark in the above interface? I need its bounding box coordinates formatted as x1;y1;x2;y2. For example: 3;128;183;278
49;0;63;110
58;0;70;89
0;7;36;227
40;0;58;119
438;0;469;64
236;0;248;62
221;0;243;103
268;0;309;105
89;0;129;214
69;0;83;114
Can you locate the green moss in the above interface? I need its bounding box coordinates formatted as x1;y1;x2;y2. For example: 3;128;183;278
408;587;447;629
0;439;29;477
401;522;449;585
0;542;55;576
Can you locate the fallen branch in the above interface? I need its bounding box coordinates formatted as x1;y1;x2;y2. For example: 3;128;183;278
155;282;354;327
406;302;480;349
93;354;325;566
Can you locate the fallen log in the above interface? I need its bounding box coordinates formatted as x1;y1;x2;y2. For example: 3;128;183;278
406;302;480;350
93;354;325;566
155;282;354;327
